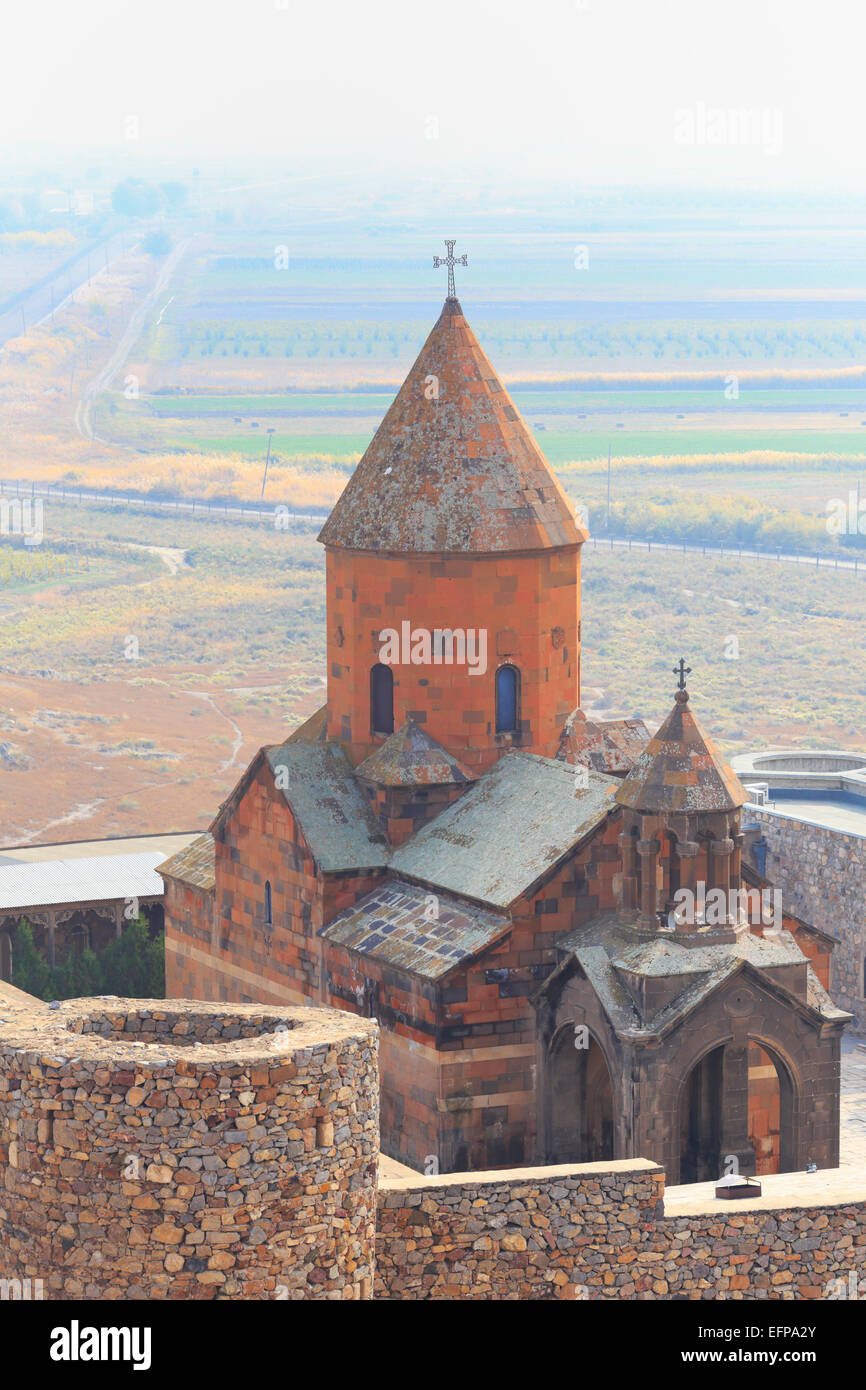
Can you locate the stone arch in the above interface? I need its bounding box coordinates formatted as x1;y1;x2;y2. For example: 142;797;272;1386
546;1020;614;1164
748;1035;798;1174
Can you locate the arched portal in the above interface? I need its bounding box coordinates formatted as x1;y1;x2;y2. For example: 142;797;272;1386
547;1024;614;1164
748;1040;796;1174
679;1044;724;1183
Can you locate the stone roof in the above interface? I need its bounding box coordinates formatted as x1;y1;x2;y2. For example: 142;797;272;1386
549;915;851;1041
286;704;328;745
615;690;746;814
320;877;509;981
159;832;216;891
560;710;651;775
391;751;618;908
266;742;389;873
355;720;475;788
317;297;589;555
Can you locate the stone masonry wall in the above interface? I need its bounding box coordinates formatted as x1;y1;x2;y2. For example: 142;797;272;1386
752;808;866;1030
376;1162;866;1300
0;998;378;1300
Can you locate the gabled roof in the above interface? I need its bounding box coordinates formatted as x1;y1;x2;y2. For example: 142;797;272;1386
560;710;650;774
391;751;618;908
286;703;328;745
265;741;389;873
549;914;851;1041
615;690;746;813
320;877;509;981
355;719;475;788
317;297;588;555
159;833;215;891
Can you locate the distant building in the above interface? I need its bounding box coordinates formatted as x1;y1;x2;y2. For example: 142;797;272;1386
162;286;851;1180
0;834;196;982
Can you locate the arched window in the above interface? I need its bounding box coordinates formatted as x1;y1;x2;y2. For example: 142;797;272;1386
370;662;394;735
495;664;519;734
264;880;272;926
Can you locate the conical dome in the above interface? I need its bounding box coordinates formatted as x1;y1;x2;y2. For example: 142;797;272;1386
615;689;747;814
318;298;588;554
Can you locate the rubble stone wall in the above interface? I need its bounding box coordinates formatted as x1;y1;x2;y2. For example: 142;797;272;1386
0;998;378;1300
751;807;866;1031
375;1161;866;1300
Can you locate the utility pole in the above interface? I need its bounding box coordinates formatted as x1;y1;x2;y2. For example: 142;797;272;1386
261;428;275;499
606;442;611;531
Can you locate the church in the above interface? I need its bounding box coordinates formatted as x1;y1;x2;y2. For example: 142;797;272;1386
161;264;850;1181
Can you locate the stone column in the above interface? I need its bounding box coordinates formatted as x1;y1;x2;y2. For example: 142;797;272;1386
710;838;735;923
718;1041;756;1177
636;838;660;929
618;832;638;911
674;841;700;929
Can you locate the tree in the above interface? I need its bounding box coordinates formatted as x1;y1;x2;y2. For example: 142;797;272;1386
10;920;53;998
110;179;162;218
143;228;172;256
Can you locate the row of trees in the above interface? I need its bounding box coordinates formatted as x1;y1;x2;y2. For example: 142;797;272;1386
11;918;165;1002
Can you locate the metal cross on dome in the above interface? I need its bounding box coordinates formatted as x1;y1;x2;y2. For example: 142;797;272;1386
433;239;467;299
673;657;692;690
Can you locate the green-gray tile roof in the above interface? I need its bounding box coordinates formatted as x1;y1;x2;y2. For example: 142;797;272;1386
266;742;389;873
391;751;618;908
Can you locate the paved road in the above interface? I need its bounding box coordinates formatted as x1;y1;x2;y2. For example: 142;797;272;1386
74;235;194;442
0;478;326;527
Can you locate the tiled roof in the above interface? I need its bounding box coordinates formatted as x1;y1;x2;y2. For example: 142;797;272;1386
266;742;389;872
391;751;618;908
615;691;746;813
355;720;475;787
320;877;509;980
318;297;589;555
286;704;328;744
552;914;850;1037
560;710;650;774
159;833;216;891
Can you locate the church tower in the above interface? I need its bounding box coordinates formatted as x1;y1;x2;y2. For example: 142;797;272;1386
318;248;589;770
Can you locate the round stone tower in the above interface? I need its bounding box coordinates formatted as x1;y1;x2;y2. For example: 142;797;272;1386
0;997;378;1299
318;295;589;770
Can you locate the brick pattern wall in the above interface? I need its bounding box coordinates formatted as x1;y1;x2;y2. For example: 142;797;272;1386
0;999;379;1300
376;1161;866;1300
752;808;865;1029
325;547;581;770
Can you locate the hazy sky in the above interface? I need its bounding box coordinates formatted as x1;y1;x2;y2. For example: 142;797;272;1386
2;0;865;191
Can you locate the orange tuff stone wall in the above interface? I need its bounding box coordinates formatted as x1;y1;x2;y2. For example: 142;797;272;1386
164;761;384;1008
748;1042;782;1175
324;545;581;769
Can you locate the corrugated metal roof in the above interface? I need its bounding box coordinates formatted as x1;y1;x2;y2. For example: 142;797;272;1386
266;741;390;872
0;852;169;911
158;833;215;890
391;751;618;908
320;877;509;980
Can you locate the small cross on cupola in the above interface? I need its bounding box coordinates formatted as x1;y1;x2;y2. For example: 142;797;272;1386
433;239;467;300
673;656;691;703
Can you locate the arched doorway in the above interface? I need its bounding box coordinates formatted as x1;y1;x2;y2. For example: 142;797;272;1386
547;1024;614;1163
748;1040;796;1174
679;1044;724;1183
